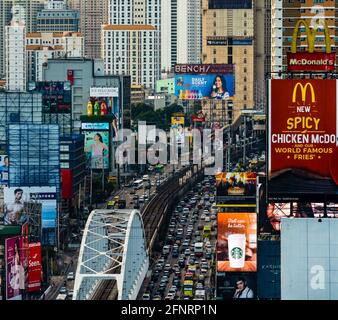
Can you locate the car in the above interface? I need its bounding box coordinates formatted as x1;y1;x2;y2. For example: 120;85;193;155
153;294;162;300
142;175;150;181
198;223;204;230
177;206;183;212
195;235;202;242
142;292;151;300
59;286;67;294
67;271;75;281
211;214;216;220
201;214;206;220
165;293;175;300
178;258;185;268
184;248;191;256
196;283;204;290
205;216;211;222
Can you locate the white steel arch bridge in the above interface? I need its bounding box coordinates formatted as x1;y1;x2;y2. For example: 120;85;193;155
73;209;149;300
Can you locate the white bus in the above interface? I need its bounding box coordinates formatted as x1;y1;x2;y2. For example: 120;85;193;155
194;242;204;257
133;179;143;190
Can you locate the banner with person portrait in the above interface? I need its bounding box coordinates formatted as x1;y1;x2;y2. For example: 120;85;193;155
5;236;27;300
175;74;234;100
217;212;257;272
0;155;8;185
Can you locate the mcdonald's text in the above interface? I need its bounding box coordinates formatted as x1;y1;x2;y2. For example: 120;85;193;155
287;52;335;71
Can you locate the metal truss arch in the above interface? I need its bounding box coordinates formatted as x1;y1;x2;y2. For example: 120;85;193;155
73;209;149;300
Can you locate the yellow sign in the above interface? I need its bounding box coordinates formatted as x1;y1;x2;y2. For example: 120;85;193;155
171;116;185;125
291;19;331;54
292;82;316;103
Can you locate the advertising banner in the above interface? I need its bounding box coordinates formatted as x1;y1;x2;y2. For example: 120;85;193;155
192;110;206;123
281;218;338;300
257;241;281;299
28;81;72;113
175;74;234;100
27;242;41;293
3;187;57;230
268;79;338;201
171;116;185;126
84;131;110;169
5;236;26;300
90;87;119;98
216;172;257;203
217;273;256;300
0;154;8;185
217;212;257;272
174;64;234;74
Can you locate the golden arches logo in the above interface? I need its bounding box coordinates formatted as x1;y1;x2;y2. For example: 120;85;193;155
292;83;316;103
291;19;331;54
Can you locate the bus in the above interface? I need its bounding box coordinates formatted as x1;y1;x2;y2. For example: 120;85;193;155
183;280;193;297
133;179;143;190
194;242;204;257
203;225;211;239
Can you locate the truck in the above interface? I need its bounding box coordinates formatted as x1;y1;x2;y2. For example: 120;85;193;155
203;225;211;239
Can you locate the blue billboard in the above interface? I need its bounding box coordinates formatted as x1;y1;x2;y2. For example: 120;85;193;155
175;74;235;100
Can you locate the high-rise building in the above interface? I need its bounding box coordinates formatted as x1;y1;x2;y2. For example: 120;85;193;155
5;5;26;92
201;0;254;121
271;0;337;74
26;32;84;82
37;0;80;32
104;0;161;88
0;0;45;78
161;0;201;72
68;0;108;59
254;0;271;110
102;25;160;89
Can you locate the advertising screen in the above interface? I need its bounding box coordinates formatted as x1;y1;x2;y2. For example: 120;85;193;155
0;154;8;185
217;273;256;300
28;81;71;114
216;172;257;203
268;79;338;201
3;187;57;230
171;116;185;126
84;131;110;169
5;236;27;300
217;212;257;272
175;74;235;100
27;242;41;293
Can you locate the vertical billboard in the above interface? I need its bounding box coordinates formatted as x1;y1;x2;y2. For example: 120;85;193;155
0;155;8;185
268;79;338;201
5;236;27;300
281;218;338;300
27;242;41;293
217;212;257;272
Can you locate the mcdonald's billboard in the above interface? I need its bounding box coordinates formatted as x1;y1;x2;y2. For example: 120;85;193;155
268;80;338;201
287;19;335;72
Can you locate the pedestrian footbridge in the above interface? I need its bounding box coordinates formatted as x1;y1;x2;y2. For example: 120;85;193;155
73;209;149;300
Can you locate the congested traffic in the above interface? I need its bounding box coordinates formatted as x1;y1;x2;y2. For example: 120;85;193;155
140;175;217;300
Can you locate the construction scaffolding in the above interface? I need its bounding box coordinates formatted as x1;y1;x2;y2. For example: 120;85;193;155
7;124;60;195
0;92;43;148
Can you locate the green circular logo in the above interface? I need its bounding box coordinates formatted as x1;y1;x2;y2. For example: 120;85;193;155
231;247;243;259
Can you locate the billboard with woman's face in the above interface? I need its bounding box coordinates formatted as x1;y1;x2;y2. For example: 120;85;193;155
5;236;27;300
175;74;235;100
84;131;110;169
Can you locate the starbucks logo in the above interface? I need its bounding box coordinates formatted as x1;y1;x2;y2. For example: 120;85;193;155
231;247;243;259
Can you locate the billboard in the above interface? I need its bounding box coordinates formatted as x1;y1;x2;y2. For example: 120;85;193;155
174;64;234;74
171;116;185;126
217;273;256;300
287;20;335;72
281;218;338;300
257;241;281;299
84;131;110;169
90;87;119;97
217;212;257;272
5;236;27;300
268;80;338;201
27;242;41;293
175;74;235;100
3;187;57;245
216;172;257;203
0;154;8;185
192;110;206;123
28;81;72;113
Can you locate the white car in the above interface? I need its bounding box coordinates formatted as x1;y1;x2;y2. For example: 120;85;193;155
142;293;151;300
201;214;206;220
205;216;210;222
165;293;175;300
67;271;75;281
